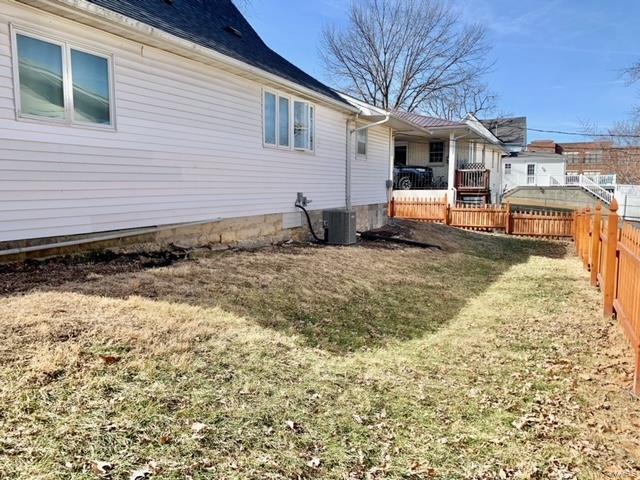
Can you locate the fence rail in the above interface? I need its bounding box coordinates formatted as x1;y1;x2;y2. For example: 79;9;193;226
575;201;640;394
389;196;574;238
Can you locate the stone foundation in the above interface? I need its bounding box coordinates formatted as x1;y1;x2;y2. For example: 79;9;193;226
0;203;388;264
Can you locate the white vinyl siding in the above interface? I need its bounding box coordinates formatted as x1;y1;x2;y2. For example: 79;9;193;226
0;3;389;243
351;124;390;206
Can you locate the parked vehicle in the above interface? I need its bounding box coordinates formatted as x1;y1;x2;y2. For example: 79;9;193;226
393;165;434;190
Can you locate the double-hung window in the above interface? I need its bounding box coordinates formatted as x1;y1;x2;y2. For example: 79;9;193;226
12;28;114;127
429;141;444;163
294;100;314;151
264;90;312;150
356;128;367;156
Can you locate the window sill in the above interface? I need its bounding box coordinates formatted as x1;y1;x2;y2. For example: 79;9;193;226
16;113;116;132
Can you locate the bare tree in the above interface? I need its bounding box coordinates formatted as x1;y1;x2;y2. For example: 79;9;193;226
625;60;640;84
422;82;497;120
321;0;495;117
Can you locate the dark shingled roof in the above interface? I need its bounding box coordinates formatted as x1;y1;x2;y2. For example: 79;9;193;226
85;0;347;105
480;117;527;148
392;110;465;129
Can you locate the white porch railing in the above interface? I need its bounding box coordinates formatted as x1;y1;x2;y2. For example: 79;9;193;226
575;175;614;205
504;173;615;204
566;174;617;188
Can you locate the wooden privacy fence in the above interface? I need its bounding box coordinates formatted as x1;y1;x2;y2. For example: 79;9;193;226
389;196;575;238
575;201;640;394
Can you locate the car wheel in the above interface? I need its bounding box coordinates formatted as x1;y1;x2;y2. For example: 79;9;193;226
398;177;412;190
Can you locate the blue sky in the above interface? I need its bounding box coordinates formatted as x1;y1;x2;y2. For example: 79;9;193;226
242;0;640;143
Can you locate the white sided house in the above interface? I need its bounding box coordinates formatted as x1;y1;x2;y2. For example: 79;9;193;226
502;152;566;191
0;0;393;259
389;111;508;205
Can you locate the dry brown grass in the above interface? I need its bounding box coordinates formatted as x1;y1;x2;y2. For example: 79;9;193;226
0;222;639;479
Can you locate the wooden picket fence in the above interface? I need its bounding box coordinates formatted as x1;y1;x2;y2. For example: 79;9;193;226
389;196;574;238
390;196;448;223
575;201;640;394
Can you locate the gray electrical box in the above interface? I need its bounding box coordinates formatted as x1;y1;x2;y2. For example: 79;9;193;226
323;209;357;245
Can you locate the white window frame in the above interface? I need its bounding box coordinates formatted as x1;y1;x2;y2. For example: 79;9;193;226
262;90;279;148
356;126;368;158
263;88;315;153
10;24;116;130
504;163;512;174
263;89;292;149
293;99;315;153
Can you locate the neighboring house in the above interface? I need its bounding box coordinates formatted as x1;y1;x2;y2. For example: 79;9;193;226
0;0;393;253
502;142;619;210
501;151;566;192
388;111;508;204
529;140;640;184
480;116;527;154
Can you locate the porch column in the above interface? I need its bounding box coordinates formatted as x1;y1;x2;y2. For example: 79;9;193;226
447;132;456;206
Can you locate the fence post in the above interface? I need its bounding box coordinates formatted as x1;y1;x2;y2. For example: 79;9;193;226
445;197;451;225
388;198;395;218
582;208;591;270
590;203;602;286
443;194;449;224
504;202;512;235
603;199;619;317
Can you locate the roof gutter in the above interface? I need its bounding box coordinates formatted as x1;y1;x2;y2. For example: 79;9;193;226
16;0;359;114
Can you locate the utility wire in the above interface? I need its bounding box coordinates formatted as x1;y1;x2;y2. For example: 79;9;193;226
525;127;640;139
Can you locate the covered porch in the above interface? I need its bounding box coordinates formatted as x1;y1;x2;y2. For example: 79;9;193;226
392;125;500;204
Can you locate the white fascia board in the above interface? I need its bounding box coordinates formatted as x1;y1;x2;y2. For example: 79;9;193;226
17;0;359;114
464;113;509;152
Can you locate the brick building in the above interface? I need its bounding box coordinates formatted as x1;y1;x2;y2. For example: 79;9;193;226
527;140;640;183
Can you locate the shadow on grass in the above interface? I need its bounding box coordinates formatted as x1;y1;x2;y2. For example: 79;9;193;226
0;222;568;354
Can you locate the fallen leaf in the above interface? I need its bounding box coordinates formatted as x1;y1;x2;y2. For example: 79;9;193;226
307;457;321;468
191;422;207;439
191;422;207;432
91;461;113;476
159;432;172;445
408;462;437;476
285;420;303;433
100;355;120;365
129;467;152;480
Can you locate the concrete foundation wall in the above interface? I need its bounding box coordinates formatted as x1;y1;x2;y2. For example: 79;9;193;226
504;186;600;210
0;203;388;264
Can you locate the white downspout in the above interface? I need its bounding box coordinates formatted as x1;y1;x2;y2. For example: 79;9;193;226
346;119;353;211
346;114;391;211
448;132;457;206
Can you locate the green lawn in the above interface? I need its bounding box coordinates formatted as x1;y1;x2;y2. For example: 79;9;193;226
0;222;638;479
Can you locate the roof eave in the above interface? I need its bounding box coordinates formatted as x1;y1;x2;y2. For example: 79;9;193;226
464;113;509;153
17;0;359;114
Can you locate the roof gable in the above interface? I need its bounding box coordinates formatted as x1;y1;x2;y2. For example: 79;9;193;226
85;0;347;105
480;117;527;147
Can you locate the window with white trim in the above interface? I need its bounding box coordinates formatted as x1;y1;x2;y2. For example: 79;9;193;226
264;90;303;149
356;128;367;156
12;29;114;127
504;163;512;174
294;100;314;151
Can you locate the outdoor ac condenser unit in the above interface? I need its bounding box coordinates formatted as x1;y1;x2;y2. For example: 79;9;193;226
323;209;357;245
